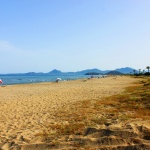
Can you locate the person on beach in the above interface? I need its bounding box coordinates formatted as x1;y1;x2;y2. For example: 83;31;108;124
0;79;2;84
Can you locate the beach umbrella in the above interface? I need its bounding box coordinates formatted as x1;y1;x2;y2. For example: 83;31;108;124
56;78;61;81
0;79;2;84
56;78;61;83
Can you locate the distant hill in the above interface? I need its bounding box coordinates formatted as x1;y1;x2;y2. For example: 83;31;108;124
75;67;138;75
75;68;103;75
0;67;138;75
105;71;123;75
115;67;138;74
85;72;101;75
101;70;111;74
48;69;63;74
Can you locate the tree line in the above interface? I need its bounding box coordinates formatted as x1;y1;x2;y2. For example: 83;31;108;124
132;66;150;76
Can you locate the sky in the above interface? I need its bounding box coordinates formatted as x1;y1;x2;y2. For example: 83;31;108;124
0;0;150;74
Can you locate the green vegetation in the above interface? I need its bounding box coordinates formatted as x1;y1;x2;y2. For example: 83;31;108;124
133;66;150;76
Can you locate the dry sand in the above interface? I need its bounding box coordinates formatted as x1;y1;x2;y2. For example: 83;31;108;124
0;76;149;150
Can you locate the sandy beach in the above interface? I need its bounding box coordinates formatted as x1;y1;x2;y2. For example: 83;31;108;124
0;76;149;150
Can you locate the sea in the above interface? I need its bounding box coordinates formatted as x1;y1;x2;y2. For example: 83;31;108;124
0;74;91;85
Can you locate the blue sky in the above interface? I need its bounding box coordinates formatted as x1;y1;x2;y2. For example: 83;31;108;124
0;0;150;73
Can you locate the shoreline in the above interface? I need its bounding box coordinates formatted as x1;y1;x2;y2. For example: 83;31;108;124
0;75;92;86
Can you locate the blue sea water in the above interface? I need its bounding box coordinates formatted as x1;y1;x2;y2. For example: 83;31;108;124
0;74;91;85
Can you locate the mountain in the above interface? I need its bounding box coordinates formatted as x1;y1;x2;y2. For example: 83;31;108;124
48;69;63;74
0;67;138;75
105;71;124;75
115;67;138;74
100;70;111;74
48;67;138;75
75;68;103;75
85;72;101;75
